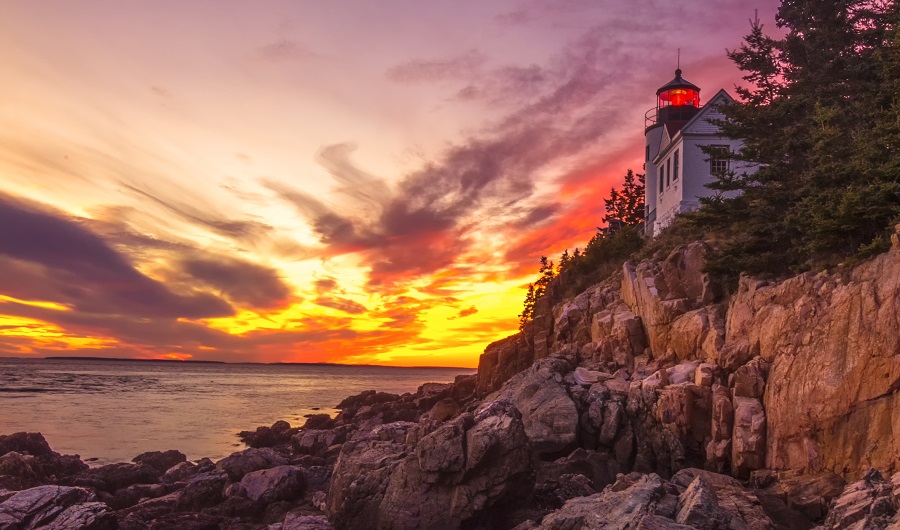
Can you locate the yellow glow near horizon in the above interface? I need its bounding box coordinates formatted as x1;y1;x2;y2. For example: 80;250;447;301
0;314;117;351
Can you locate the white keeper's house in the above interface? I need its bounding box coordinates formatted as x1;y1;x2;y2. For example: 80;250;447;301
643;68;756;236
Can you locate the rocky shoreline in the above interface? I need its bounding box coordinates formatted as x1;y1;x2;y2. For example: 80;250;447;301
2;236;899;529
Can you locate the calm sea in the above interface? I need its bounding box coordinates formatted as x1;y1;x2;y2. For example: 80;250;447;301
0;358;474;465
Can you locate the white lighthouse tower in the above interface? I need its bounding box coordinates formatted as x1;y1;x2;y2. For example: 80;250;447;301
643;68;754;236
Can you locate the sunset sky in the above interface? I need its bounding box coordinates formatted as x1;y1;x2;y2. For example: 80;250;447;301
0;0;779;367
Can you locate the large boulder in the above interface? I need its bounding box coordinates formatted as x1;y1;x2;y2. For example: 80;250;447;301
0;433;54;458
174;470;228;512
0;485;100;529
672;469;775;530
233;465;306;504
292;427;351;457
238;420;297;448
378;400;534;530
822;470;898;529
215;447;288;481
42;501;116;530
488;358;579;455
69;462;159;493
0;452;43;490
326;422;416;529
328;401;534;530
132;450;186;476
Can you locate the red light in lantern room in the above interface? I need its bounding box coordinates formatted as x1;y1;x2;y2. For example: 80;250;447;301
659;88;700;108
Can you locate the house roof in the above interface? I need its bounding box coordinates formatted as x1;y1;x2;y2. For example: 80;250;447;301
652;89;734;165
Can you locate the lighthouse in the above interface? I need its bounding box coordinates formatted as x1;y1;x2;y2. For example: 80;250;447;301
643;68;754;236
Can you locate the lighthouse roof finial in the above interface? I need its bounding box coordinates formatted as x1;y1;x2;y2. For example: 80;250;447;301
675;49;682;78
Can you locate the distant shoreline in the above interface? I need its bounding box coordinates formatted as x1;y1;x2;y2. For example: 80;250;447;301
27;356;474;370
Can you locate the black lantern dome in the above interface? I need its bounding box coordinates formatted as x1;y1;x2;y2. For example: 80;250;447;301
654;69;701;127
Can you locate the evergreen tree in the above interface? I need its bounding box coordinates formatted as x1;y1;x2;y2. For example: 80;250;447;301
533;256;555;299
558;249;570;273
518;284;535;330
603;170;646;228
697;0;900;279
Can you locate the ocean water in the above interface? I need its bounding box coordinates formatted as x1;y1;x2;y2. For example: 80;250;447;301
0;358;474;465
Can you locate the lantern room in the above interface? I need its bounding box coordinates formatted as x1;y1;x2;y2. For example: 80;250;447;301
650;68;701;130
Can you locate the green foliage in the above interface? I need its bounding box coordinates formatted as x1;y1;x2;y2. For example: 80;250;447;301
518;168;646;325
603;170;646;227
696;0;900;281
533;256;555;300
518;283;535;331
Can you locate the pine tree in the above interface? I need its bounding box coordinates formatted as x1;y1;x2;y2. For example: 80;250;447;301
558;249;570;273
697;0;900;279
603;170;646;228
518;284;535;330
533;256;555;299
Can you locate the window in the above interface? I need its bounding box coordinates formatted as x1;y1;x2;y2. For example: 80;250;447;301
673;150;680;181
709;145;730;175
666;158;671;187
646;145;650;161
659;165;664;193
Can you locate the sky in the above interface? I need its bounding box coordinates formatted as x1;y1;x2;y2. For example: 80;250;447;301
0;0;780;367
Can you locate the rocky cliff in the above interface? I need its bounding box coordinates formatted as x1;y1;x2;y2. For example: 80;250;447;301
2;230;899;529
478;233;900;485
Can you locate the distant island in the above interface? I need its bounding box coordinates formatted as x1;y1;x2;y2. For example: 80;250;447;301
39;356;471;370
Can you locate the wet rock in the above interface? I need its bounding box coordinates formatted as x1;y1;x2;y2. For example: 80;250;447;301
0;485;96;529
233;465;306;504
72;463;159;494
132;450;187;476
216;447;288;481
335;390;402;411
0;433;54;458
302;414;336;430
